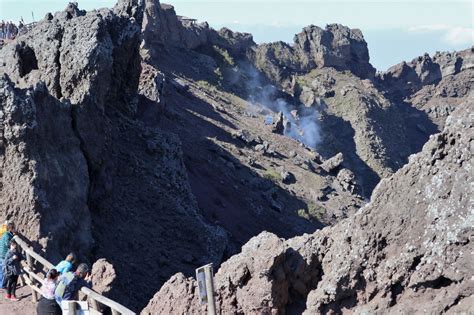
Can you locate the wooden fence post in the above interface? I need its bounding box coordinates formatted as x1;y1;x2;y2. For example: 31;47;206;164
26;252;38;302
68;301;77;315
90;298;100;312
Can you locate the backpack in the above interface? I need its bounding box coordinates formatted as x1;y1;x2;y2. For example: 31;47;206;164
54;271;75;298
0;223;7;239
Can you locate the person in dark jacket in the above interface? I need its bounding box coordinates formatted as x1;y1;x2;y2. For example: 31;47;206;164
3;240;23;301
37;269;61;315
55;263;92;309
0;221;15;288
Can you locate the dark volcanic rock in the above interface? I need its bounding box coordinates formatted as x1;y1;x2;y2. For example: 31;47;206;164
0;77;92;258
141;0;254;58
294;24;375;79
253;24;376;90
143;100;473;313
377;48;473;100
0;1;227;311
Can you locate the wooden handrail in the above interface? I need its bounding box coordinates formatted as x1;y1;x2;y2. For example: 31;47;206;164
12;236;136;315
13;236;54;269
81;287;135;315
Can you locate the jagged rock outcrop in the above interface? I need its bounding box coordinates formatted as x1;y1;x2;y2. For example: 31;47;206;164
377;48;473;101
0;77;92;257
0;1;227;310
141;0;254;58
137;62;166;124
143;99;473;313
253;24;376;91
293;24;375;79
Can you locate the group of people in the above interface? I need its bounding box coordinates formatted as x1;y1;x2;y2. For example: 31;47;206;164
0;20;22;40
0;221;93;315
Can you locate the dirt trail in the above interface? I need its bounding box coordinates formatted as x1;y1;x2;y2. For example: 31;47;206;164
0;285;36;315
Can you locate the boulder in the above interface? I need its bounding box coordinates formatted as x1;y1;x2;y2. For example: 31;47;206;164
280;170;295;184
321;152;344;173
235;129;262;145
335;168;358;194
91;258;116;295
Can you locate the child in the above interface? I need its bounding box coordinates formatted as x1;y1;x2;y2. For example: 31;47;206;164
37;269;61;315
3;240;23;301
55;253;75;274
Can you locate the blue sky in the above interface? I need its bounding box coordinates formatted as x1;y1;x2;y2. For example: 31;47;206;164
1;0;472;70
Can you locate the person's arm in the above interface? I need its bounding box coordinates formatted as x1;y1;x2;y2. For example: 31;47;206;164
82;275;93;289
4;251;15;264
64;262;73;273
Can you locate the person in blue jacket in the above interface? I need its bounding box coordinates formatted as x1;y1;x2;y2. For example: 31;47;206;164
55;253;76;274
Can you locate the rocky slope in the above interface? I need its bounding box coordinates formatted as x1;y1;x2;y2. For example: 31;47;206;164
143;96;473;314
139;0;369;240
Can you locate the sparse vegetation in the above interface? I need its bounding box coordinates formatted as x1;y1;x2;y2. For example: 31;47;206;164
213;45;235;66
262;168;282;182
297;208;310;220
297;202;326;221
308;202;326;220
196;80;216;91
214;67;223;83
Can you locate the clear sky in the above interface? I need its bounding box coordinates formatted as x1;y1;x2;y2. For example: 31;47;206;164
1;0;472;70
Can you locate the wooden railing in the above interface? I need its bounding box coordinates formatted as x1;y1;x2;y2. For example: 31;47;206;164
13;236;135;315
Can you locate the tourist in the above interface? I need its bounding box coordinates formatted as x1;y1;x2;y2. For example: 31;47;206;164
55;263;92;307
0;221;15;288
55;253;76;274
3;240;24;301
37;269;61;315
0;21;4;39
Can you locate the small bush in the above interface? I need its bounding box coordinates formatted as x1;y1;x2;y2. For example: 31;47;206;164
297;202;326;221
308;202;326;220
297;208;310;220
196;80;215;91
213;45;235;67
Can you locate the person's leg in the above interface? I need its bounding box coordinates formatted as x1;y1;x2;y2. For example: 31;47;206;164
10;275;18;298
5;275;12;298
